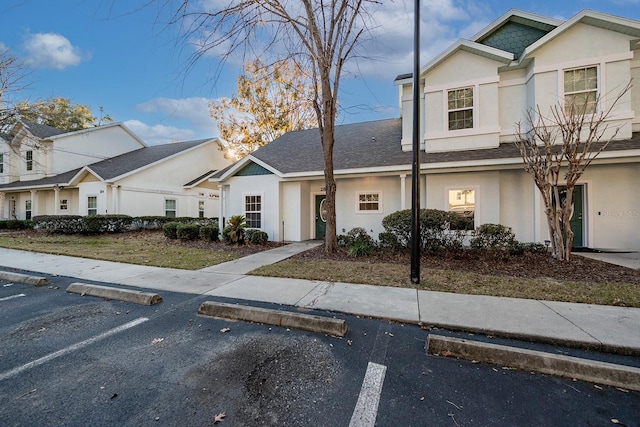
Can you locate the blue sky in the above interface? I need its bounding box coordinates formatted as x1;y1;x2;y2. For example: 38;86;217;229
1;0;639;145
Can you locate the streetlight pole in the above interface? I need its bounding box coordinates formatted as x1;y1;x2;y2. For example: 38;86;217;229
410;0;421;284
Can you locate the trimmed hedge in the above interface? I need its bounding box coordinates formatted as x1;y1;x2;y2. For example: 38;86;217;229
162;222;179;239
380;209;467;251
470;223;516;250
199;225;220;242
0;219;34;230
32;215;131;234
177;223;200;240
246;229;268;244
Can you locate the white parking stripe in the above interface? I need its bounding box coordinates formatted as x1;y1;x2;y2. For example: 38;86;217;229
0;317;148;382
349;362;387;427
0;293;26;302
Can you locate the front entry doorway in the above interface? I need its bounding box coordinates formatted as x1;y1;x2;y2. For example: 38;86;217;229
315;195;327;239
560;185;584;247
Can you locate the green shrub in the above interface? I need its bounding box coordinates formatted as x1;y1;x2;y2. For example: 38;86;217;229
163;222;179;239
380;209;466;252
80;215;132;234
470;224;516;250
509;242;548;255
177;223;200;240
0;220;6;229
2;219;35;230
33;215;83;233
247;229;268;244
223;215;246;245
378;231;402;250
199;225;219;242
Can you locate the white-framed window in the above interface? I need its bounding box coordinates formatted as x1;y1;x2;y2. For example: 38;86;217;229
447;188;476;231
26;150;33;171
87;196;97;216
0;153;4;174
60;199;68;211
448;87;474;130
165;199;176;217
244;194;262;228
356;192;382;213
198;200;205;218
25;200;32;220
564;66;598;114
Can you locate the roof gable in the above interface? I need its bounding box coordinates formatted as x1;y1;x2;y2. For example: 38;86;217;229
476;20;552;60
236;162;274;176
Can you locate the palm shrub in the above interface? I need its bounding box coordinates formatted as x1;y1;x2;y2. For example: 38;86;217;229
223;215;246;245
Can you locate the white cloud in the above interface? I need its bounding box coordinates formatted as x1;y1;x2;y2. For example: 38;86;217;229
23;32;86;70
135;97;218;135
124;119;196;146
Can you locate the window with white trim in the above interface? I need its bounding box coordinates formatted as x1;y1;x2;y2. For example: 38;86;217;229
25;200;32;220
198;200;205;218
87;196;97;216
357;192;381;213
26;150;33;171
0;153;4;173
60;199;68;211
165;199;176;217
564;66;598;114
448;87;473;130
447;189;475;231
244;195;262;228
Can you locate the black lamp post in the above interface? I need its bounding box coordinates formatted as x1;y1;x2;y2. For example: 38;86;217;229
410;0;421;284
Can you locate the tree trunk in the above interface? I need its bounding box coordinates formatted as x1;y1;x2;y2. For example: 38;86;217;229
320;75;338;253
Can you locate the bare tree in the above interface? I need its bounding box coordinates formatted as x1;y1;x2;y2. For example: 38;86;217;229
0;47;28;132
161;0;377;252
515;82;631;261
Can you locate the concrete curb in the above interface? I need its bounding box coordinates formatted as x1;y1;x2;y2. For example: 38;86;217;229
66;283;162;306
427;334;640;392
0;270;49;287
198;301;348;337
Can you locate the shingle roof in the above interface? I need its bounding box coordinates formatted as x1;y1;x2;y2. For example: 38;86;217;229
20;120;68;138
0;138;213;190
87;138;210;180
222;118;640;177
184;169;218;187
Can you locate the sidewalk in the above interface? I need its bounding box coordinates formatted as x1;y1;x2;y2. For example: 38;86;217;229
1;245;639;355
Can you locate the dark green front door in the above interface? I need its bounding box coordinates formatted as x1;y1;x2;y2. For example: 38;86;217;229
315;195;326;239
570;185;584;247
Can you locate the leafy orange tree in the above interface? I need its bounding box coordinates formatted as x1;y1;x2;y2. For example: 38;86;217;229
210;59;316;160
515;82;631;260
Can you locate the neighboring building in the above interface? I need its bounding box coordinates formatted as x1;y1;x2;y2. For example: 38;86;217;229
0;121;231;220
213;9;640;250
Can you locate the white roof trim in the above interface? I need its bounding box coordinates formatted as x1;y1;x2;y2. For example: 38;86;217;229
212;155;284;182
46;122;147;147
420;39;513;76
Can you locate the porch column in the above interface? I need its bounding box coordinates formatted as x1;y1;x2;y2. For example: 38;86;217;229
219;185;227;229
0;192;5;219
400;174;407;210
53;186;60;215
111;184;120;214
30;190;37;217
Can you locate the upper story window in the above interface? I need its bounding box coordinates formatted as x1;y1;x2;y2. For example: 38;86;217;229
0;153;4;173
26;150;33;171
448;188;475;231
245;194;262;228
448;87;474;130
564;66;598;114
357;192;382;213
165;199;176;217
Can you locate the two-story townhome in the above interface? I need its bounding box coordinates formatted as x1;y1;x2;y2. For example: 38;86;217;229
212;9;640;251
0;120;232;220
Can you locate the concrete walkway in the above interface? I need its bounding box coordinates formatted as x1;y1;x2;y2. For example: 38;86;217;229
1;245;639;355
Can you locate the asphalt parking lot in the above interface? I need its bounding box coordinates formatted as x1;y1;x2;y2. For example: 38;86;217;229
1;273;639;426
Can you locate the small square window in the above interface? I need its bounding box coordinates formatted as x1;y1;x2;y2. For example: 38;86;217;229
357;192;381;213
60;199;68;211
198;200;205;218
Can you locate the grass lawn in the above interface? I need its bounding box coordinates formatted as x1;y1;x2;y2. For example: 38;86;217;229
0;231;240;270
